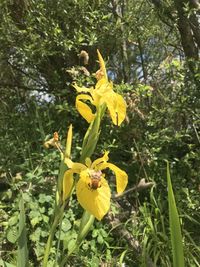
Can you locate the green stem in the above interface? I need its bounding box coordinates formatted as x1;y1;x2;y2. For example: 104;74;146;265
80;105;106;163
42;204;65;267
54;211;64;267
57;105;106;266
81;119;94;150
42;154;68;267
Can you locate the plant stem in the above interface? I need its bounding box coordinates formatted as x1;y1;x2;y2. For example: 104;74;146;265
42;204;65;267
54;211;64;267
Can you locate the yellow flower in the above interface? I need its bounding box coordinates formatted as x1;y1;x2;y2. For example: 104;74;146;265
73;50;126;126
63;152;128;220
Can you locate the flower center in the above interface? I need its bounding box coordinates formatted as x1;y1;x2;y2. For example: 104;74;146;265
88;170;102;190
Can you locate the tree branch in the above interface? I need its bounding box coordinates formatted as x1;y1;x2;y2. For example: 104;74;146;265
0;82;48;93
112;178;155;199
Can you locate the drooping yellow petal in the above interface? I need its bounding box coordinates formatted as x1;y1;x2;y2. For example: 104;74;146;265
76;170;111;220
91;151;109;169
64;158;86;171
76;94;96;123
97;50;108;80
100;163;128;193
104;93;126;126
62;169;74;201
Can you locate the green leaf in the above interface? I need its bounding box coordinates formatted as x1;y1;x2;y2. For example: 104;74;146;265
30;216;41;227
17;193;29;267
6;227;19;244
67;239;76;252
97;235;104;244
0;259;16;267
166;161;185;267
62;219;72;232
119;249;127;264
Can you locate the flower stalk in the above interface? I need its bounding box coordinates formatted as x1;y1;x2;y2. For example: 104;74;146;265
80;106;103;163
42;50;128;266
42;204;65;267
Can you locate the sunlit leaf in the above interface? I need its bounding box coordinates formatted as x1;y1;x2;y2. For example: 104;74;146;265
167;161;185;267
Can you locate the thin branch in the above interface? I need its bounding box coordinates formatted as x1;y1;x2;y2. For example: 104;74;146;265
106;212;140;252
0;82;48;93
113;178;155;199
6;59;48;88
137;36;148;83
133;139;149;181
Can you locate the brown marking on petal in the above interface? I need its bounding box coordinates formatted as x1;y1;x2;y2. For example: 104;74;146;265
116;113;119;126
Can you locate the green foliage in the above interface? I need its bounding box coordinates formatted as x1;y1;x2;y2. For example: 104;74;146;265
17;193;29;267
0;0;200;266
139;189;171;266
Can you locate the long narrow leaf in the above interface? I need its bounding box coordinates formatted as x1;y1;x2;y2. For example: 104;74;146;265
0;259;16;267
17;192;29;267
167;161;185;267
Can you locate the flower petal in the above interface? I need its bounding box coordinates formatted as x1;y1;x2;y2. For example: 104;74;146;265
85;157;92;168
62;169;74;201
95;79;113;94
76;94;96;123
100;163;128;193
91;80;112;107
73;83;93;93
91;151;109;169
76;170;111;220
104;93;126;126
97;50;107;80
64;158;86;171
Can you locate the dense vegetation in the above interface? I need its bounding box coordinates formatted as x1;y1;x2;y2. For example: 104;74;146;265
0;0;200;266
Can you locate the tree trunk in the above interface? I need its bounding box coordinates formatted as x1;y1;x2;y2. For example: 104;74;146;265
174;0;198;60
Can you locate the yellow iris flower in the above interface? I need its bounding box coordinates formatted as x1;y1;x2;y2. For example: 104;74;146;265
73;50;126;126
63;152;128;220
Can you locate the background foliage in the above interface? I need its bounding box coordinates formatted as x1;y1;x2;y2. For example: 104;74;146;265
0;0;200;266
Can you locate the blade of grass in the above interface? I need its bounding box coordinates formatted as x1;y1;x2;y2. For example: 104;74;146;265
119;249;127;264
166;161;185;267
